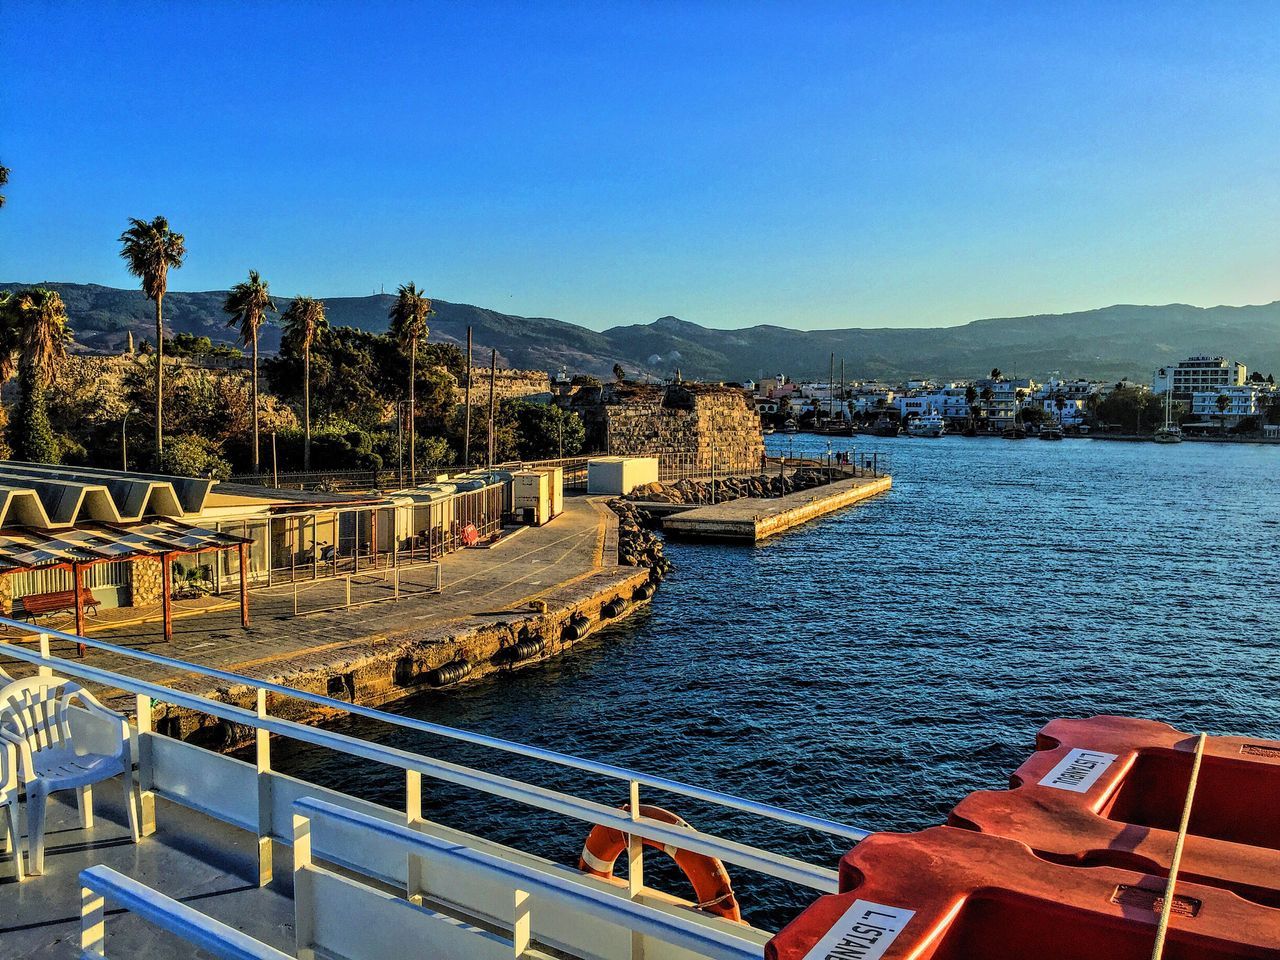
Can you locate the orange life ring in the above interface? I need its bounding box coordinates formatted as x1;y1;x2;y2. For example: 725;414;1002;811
577;803;743;923
461;522;479;546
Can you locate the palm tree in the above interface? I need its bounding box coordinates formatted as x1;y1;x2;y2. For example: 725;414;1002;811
11;288;70;462
979;385;994;431
1216;393;1231;436
0;162;9;208
1054;392;1067;424
119;216;186;456
280;296;328;469
389;283;433;484
990;367;1003;381
223;270;276;472
964;384;977;430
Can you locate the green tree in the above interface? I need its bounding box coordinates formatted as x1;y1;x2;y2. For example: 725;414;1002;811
1054;392;1067;423
156;435;232;480
388;283;433;483
0;162;8;208
280;296;328;469
223;270;276;471
119;216;186;456
509;401;586;459
11;288;71;462
964;385;977;429
1216;393;1231;436
990;368;1003;381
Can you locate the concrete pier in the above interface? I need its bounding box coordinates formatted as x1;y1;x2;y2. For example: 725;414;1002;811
660;474;892;542
1;496;658;743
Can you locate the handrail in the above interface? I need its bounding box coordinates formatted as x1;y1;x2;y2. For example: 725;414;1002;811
79;865;292;960
0;616;870;844
294;797;762;960
0;634;840;892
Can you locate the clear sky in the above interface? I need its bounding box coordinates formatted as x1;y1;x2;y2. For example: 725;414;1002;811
3;1;1280;331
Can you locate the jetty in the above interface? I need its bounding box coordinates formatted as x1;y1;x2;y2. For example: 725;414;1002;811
661;472;891;542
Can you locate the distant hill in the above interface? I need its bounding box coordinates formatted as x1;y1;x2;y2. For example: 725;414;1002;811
4;282;1279;383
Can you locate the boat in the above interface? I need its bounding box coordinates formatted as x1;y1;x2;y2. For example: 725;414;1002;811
1001;424;1027;439
1153;388;1183;443
782;418;798;434
906;410;946;438
3;616;1278;960
1039;424;1063;440
762;426;775;435
871;414;901;437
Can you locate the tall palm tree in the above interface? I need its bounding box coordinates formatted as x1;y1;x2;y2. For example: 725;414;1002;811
1054;392;1067;424
964;384;977;430
119;216;186;456
11;288;70;463
223;270;276;472
280;296;328;469
1216;393;1231;436
0;162;9;208
388;283;433;484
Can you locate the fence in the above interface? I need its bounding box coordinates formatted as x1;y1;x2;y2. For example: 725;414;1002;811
287;562;442;617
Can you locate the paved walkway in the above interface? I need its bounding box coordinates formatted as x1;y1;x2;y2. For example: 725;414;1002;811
1;495;616;687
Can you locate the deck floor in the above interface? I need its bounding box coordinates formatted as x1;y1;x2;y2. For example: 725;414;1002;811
0;777;295;959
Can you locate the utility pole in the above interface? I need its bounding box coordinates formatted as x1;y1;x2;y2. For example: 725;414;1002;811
463;326;473;465
487;348;497;467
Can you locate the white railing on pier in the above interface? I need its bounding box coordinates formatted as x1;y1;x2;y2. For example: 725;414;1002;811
0;615;867;944
80;865;292;960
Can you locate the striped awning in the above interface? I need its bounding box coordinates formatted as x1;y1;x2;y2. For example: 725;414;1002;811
0;520;250;573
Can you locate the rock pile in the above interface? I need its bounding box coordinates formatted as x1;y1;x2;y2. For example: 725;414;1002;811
609;499;673;576
625;470;829;507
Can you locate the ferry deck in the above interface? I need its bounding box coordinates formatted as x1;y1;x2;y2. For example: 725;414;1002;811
0;617;861;960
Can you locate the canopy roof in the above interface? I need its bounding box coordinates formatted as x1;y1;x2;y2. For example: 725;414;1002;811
0;519;248;573
0;462;215;531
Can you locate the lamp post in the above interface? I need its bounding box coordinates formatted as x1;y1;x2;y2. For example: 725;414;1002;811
121;407;140;472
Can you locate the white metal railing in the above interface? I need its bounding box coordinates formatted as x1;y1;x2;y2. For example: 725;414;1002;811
293;797;761;960
287;562;443;616
0;616;861;909
79;864;292;960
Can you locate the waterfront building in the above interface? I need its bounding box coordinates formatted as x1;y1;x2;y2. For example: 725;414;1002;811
1031;377;1099;427
973;377;1037;429
894;384;971;424
1189;384;1265;428
1153;355;1247;401
849;384;895;415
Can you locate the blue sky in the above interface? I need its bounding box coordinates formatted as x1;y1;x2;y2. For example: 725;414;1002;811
4;1;1280;331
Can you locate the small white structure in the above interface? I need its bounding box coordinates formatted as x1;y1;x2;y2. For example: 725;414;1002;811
587;457;659;496
512;470;553;525
536;466;565;519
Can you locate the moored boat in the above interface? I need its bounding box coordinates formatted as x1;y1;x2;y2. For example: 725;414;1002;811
871;414;901;437
906;410;946;437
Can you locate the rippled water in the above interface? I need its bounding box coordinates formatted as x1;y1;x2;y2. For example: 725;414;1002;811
271;435;1280;929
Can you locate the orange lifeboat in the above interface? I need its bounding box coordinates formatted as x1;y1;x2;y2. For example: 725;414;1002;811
577;803;743;923
947;715;1280;907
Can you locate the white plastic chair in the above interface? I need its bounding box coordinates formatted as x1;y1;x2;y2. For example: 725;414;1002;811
0;737;21;881
0;677;139;874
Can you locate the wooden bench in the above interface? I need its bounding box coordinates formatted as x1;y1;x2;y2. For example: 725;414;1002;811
20;588;101;620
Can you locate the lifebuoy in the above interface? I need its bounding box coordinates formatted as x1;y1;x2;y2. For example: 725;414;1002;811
577;804;742;923
461;522;479;546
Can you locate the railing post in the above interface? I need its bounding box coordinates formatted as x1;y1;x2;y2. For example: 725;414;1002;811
394;566;401;601
81;883;106;957
135;694;157;837
513;887;531;958
37;632;52;678
256;688;273;886
627;779;644;898
292;811;316;960
345;576;351;609
406;769;424;904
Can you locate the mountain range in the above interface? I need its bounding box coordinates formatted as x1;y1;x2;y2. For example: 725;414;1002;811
4;281;1279;384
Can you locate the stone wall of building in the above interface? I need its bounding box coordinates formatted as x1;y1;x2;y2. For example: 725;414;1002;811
0;575;12;615
130;557;164;607
589;383;763;475
453;367;551;406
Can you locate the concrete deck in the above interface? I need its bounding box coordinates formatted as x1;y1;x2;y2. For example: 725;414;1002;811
660;474;892;542
0;496;653;728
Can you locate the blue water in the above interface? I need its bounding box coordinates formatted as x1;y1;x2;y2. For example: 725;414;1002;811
272;435;1280;929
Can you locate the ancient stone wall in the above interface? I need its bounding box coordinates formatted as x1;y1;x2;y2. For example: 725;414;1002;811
593;384;763;475
453;367;551;406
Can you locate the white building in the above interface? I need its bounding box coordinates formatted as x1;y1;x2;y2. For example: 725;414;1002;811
1031;378;1099;427
1190;384;1264;427
1153;356;1247;401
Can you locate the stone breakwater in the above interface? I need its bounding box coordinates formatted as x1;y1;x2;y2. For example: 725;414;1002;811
609;500;673;576
624;469;833;507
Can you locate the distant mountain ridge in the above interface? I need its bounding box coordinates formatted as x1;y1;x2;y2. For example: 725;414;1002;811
4;281;1279;383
